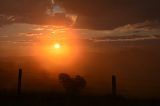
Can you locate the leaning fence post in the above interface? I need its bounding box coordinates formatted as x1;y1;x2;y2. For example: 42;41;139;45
17;68;22;96
112;75;117;97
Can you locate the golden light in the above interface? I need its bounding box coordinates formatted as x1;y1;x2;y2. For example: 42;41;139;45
54;43;61;49
30;27;84;70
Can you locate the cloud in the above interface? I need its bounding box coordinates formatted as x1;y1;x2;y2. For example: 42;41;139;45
1;22;160;49
0;0;52;16
67;21;160;44
56;0;160;29
0;0;75;26
0;0;159;29
57;0;160;16
19;32;43;37
89;21;160;42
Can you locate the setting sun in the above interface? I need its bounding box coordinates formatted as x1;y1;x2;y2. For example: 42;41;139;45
30;28;83;68
54;43;61;49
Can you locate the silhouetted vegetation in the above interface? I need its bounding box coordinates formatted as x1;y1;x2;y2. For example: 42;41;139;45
59;73;86;96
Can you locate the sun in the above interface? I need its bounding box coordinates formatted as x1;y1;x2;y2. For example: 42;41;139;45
54;43;61;49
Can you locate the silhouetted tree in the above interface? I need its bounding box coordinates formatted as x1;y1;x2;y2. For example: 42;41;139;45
59;73;86;96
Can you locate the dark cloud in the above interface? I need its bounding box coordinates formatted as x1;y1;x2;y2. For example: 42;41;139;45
57;0;160;29
0;0;52;16
57;0;160;17
0;0;160;29
0;0;73;26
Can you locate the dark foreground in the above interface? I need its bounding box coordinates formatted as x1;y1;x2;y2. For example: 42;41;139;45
0;94;160;106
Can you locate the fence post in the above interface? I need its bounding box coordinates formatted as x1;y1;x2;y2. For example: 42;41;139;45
112;75;117;97
17;68;22;96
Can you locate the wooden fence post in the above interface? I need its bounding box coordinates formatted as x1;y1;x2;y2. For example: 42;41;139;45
112;75;117;97
17;68;22;96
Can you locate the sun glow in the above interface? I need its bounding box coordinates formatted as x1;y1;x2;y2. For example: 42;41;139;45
54;43;61;49
31;27;84;70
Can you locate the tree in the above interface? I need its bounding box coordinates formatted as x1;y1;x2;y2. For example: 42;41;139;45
59;73;86;96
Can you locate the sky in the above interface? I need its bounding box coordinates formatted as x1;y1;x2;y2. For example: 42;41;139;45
57;0;160;15
57;0;160;29
0;0;160;29
0;21;160;56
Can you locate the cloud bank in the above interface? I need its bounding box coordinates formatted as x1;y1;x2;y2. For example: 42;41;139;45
57;0;160;29
0;0;160;29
